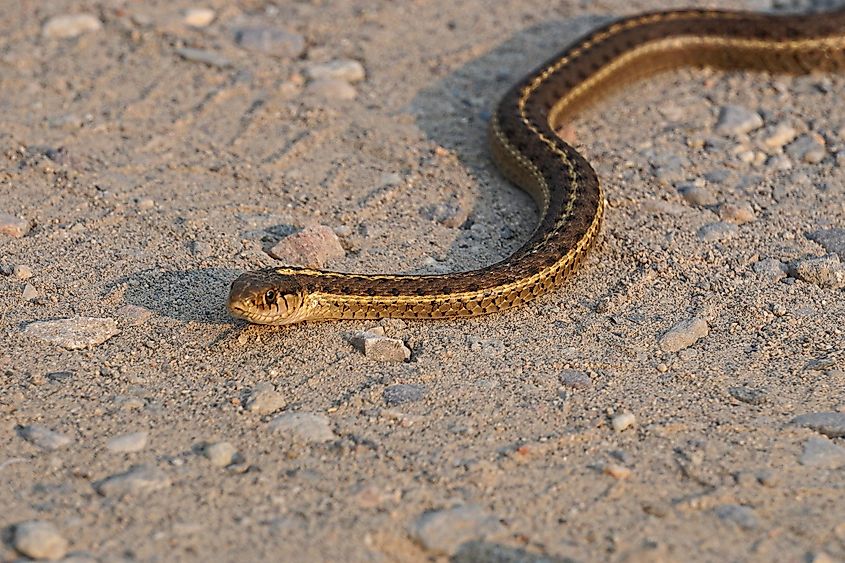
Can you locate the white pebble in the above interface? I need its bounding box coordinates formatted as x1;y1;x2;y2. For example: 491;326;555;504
42;14;102;39
268;412;336;443
203;441;238;467
612;412;636;432
13;520;68;561
105;431;148;453
22;283;38;301
306;59;366;83
306;78;357;101
18;425;73;450
659;317;709;352
184;7;215;27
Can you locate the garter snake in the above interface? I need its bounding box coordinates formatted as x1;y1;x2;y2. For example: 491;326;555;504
228;7;845;325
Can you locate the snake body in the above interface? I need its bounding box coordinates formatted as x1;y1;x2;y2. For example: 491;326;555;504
228;7;845;325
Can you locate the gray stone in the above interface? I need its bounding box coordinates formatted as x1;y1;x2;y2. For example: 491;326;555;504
42;14;102;39
203;441;238;467
715;105;763;136
246;383;286;415
807;228;845;258
18;425;73;450
235;27;305;58
94;464;171;497
13;520;68;560
792;412;845;438
0;213;30;238
677;184;716;207
268;412;336;443
752;258;788;282
714;504;759;530
560;369;591;389
306;78;357;101
383;384;427;406
175;48;232;68
22;283;38;301
363;335;411;362
410;505;502;556
728;387;767;405
799;436;845;468
697;222;738;242
612;412;636;432
105;431;148;453
306;59;365;83
786;133;827;164
659;317;709;353
24;317;119;350
789;254;845;289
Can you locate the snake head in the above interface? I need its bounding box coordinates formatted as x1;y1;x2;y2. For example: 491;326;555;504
227;269;309;325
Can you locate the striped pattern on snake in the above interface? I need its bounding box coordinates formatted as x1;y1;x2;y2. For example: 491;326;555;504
228;7;845;325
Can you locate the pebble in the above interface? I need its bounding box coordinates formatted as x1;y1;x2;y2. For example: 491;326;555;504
234;27;306;58
409;505;502;556
94;464;171;497
0;213;30;238
383;384;427;406
268;412;336;443
305;59;366;83
697;221;737;242
306;78;357;101
42;13;102;39
18;424;73;450
800;436;845;468
792;412;845;438
762;122;798;149
246;383;286;415
560;369;591;389
184;7;215;27
22;283;38;301
612;412;636;432
659;317;709;353
677;185;716;207
203;441;238;467
14;264;33;279
604;464;632;480
267;225;345;268
719;203;755;224
728;386;767;405
116;304;152;326
786;133;827;164
715;105;763;136
789;254;845;289
752;258;788;282
23;317;119;350
175;47;232;69
713;504;758;530
807;228;845;258
13;520;68;561
105;431;148;453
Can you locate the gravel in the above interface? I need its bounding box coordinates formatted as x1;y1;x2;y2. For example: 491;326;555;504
42;13;102;39
95;465;171;497
267;225;345;268
409;505;502;556
23;317;120;350
13;520;69;561
268;412;336;443
105;431;149;453
659;317;709;353
792;412;845;438
18;425;73;450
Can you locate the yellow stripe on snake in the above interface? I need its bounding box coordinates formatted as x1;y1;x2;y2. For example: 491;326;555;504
228;7;845;325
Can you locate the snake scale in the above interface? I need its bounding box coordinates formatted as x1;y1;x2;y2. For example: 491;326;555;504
228;7;845;325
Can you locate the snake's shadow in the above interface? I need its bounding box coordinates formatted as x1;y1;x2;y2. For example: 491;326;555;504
407;15;609;273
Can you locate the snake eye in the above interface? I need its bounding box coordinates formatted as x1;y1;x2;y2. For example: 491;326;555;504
264;290;277;305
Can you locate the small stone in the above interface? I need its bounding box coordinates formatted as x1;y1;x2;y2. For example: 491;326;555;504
18;425;73;450
94;464;171;497
612;412;636;432
42;14;102;39
305;59;366;83
383;384;427;406
799;436;845;468
715;105;763;136
678;185;716;207
808;553;835;563
0;213;30;238
560;369;591;389
659;317;709;353
14;264;33;279
714;504;758;530
807;228;845;258
268;412;336;443
752;258;788;282
13;520;68;561
234;27;305;58
105;431;148;453
792;412;845;438
697;221;738;242
604;464;632;480
176;47;231;68
789;254;845;289
24;317;119;350
409;505;502;556
761;123;797;149
719;203;755;224
267;225;345;268
22;283;38;301
184;7;215;27
728;387;767;405
306;78;357;101
203;441;238;467
116;304;152;326
137;198;155;210
351;333;411;362
786;133;827;164
246;383;286;415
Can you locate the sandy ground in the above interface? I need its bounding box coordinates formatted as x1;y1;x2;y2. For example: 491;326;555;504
2;0;845;561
